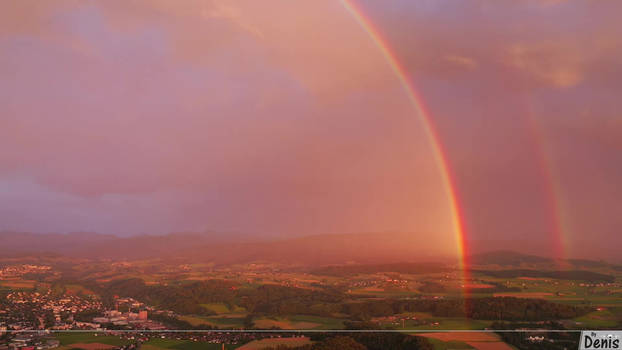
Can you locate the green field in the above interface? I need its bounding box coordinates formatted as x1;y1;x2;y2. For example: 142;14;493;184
348;288;420;298
289;315;345;329
254;315;344;330
142;338;241;350
180;314;246;328
200;302;246;314
407;317;491;330
373;312;491;331
54;333;131;346
573;309;621;328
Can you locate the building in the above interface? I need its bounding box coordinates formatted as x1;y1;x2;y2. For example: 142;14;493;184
46;339;60;348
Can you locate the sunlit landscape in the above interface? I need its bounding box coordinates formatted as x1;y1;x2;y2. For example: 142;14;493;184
1;0;621;349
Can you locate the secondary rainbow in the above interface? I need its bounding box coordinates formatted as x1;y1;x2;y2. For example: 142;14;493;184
524;98;569;263
340;1;470;276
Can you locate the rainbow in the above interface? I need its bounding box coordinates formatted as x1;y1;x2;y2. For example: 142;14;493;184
524;98;569;263
340;1;471;280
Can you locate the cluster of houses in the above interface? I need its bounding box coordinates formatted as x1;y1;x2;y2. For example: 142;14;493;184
0;332;60;350
0;265;51;279
3;291;103;331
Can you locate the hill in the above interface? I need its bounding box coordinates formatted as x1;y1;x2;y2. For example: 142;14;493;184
310;262;450;276
1;231;616;268
0;231;453;265
468;250;553;266
183;232;454;265
475;269;615;283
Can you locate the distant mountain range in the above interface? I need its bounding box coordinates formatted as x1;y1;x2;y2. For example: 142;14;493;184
467;250;552;266
310;262;451;276
0;231;452;265
0;231;618;268
467;250;618;269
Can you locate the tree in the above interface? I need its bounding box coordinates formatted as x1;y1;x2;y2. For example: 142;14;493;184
314;336;366;350
243;314;255;329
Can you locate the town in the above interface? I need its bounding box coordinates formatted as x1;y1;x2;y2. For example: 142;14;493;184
1;253;621;350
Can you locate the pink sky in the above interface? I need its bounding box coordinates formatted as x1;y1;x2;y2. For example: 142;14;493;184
1;0;620;259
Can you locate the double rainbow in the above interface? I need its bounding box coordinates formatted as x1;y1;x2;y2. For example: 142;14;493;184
341;0;573;281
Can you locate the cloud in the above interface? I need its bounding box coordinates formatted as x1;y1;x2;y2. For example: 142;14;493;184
200;1;264;39
442;55;478;71
505;42;584;88
0;1;459;239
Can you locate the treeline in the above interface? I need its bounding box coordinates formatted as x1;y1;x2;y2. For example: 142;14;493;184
75;309;100;322
98;278;590;322
267;333;434;350
475;269;614;283
342;297;590;321
417;282;446;293
101;278;238;315
418;281;520;294
100;279;344;316
149;313;216;330
237;284;344;315
311;263;449;276
468;251;551;266
472;282;521;294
